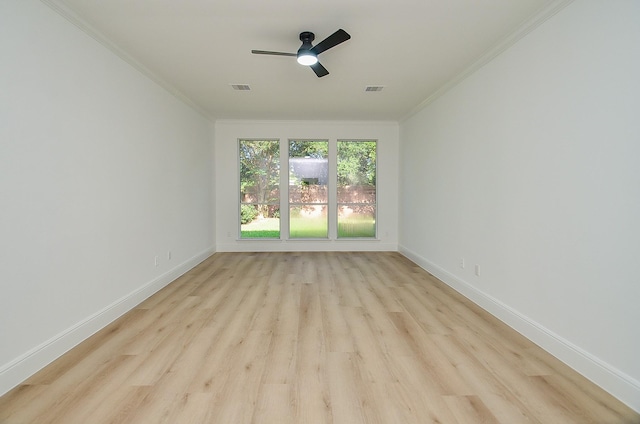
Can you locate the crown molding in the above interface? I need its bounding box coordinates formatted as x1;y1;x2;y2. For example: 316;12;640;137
40;0;213;122
214;119;399;127
401;0;575;122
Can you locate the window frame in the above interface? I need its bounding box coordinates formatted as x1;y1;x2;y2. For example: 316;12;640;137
336;139;378;239
287;139;330;240
238;138;281;240
237;137;380;241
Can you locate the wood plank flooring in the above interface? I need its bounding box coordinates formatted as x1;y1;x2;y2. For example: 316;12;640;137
1;252;638;423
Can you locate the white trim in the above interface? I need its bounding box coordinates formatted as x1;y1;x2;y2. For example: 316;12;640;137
400;0;575;122
217;241;397;252
0;246;215;397
216;119;399;127
398;244;640;413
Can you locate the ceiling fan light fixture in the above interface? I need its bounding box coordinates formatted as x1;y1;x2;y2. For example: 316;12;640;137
297;51;318;66
252;29;350;77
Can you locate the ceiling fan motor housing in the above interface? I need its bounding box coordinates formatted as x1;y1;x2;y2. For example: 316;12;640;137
298;31;315;53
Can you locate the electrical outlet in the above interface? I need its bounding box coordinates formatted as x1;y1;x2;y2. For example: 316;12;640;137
154;256;159;267
167;250;172;260
460;258;465;269
475;264;480;276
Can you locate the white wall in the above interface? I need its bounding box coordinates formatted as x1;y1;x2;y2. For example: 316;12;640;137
0;0;214;395
215;120;399;251
399;0;640;411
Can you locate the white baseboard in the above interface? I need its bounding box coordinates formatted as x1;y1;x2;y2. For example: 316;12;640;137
398;244;640;414
0;246;215;397
216;240;398;252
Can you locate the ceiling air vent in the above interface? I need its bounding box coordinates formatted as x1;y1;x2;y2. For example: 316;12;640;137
365;86;384;92
230;84;251;91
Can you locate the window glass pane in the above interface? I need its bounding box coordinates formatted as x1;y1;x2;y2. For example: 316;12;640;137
289;183;328;204
240;140;280;239
290;206;328;238
289;140;328;239
241;205;280;239
289;141;328;203
243;185;279;204
240;140;280;204
337;141;376;238
337;140;376;189
337;186;376;203
338;205;376;238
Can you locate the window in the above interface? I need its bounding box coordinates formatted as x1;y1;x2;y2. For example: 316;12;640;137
337;140;377;238
238;138;378;240
289;140;328;238
239;140;280;238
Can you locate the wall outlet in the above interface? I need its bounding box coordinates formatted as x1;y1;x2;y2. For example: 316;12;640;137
475;264;480;276
154;256;159;267
460;258;465;269
167;250;172;260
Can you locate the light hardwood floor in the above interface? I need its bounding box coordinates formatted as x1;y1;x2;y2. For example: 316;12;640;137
1;252;638;423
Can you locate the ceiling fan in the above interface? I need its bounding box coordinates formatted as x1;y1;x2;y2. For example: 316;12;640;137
251;29;351;78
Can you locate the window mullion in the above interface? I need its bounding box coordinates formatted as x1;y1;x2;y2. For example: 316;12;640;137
280;138;289;239
328;138;337;239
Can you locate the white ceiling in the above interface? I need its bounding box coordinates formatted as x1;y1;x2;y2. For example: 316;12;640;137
50;0;561;121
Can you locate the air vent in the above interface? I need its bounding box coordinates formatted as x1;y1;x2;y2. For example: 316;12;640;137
230;84;251;91
365;86;385;92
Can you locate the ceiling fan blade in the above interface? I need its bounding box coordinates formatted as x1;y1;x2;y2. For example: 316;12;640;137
310;62;329;78
310;29;351;55
251;50;296;57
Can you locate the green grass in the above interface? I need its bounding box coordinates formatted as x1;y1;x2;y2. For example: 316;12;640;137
241;230;280;238
241;217;280;239
338;223;376;238
338;214;376;238
289;216;328;238
240;215;375;238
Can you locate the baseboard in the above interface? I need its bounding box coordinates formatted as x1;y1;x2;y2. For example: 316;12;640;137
0;246;215;397
398;244;640;413
216;240;399;252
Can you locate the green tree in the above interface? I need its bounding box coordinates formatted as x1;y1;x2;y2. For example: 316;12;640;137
337;141;376;186
240;140;279;219
289;140;328;158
